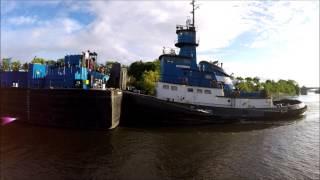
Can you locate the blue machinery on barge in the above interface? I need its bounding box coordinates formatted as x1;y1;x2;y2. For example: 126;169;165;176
0;51;108;89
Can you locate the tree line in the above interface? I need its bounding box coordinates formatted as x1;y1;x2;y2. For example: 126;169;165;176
234;77;300;97
0;58;119;74
1;57;300;96
126;60;300;96
127;60;160;95
0;57;58;72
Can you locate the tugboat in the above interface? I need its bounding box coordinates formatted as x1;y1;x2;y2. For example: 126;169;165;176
121;0;307;124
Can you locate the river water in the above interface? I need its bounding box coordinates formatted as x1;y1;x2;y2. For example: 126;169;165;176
1;93;319;179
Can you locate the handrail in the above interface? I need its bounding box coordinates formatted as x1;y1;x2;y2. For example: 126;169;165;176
162;47;180;55
176;25;197;31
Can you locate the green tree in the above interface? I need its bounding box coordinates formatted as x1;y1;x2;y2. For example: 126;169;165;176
128;60;159;81
253;77;260;84
287;79;300;95
245;77;253;82
236;77;244;81
45;60;56;66
127;59;160;94
22;62;29;71
237;81;251;92
140;70;160;95
128;61;146;81
57;58;64;66
1;58;11;71
31;57;45;64
105;61;118;74
11;60;21;71
236;77;300;96
252;77;261;91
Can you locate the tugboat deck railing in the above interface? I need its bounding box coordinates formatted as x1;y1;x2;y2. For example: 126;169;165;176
162;47;180;55
176;25;197;31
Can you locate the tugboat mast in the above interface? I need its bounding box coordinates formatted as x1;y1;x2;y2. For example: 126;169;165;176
191;0;199;27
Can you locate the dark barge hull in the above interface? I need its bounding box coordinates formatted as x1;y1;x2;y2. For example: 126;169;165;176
121;91;307;125
0;88;122;129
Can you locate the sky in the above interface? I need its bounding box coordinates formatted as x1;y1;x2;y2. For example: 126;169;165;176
1;0;319;87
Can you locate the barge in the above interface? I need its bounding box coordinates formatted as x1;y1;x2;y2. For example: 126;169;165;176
0;51;122;129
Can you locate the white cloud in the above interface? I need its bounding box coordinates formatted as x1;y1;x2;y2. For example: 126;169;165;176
197;1;319;87
197;2;254;51
1;1;188;62
248;1;318;49
62;18;82;33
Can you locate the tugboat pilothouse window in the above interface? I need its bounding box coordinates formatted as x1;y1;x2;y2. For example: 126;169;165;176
197;89;202;93
171;86;178;91
183;59;190;64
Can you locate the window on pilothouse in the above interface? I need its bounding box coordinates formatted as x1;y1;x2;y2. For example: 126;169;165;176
197;89;203;94
187;88;193;92
204;90;212;94
183;59;190;64
171;86;178;91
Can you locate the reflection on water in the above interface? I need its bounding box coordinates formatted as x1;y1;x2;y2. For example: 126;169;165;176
1;93;319;179
0;116;17;126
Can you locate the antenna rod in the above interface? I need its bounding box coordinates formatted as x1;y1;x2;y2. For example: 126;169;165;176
191;0;195;26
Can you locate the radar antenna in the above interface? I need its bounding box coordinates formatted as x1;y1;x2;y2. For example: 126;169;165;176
190;0;200;26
